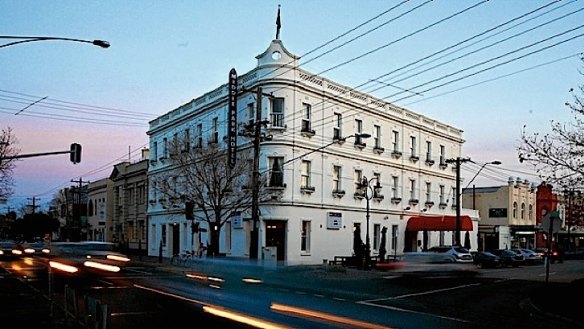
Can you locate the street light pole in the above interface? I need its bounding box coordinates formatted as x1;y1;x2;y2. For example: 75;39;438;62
0;35;110;49
361;175;381;269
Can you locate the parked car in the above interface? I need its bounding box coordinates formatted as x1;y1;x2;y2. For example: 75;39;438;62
490;249;524;267
427;245;474;263
472;251;501;268
513;248;543;265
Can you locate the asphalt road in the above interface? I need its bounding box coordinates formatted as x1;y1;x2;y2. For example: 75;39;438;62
1;255;583;329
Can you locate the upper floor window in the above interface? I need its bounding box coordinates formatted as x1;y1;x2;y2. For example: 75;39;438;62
301;103;313;133
210;117;219;144
409;179;416;201
439;185;445;204
270;97;285;128
268;156;284;187
410;136;417;158
440;145;446;165
333;112;342;140
301;160;312;189
152;141;158;161
195;123;203;148
521;203;525;219
162;137;168;158
392;176;399;198
426;141;432;161
392;130;400;152
452;187;457;207
183;129;190;151
425;182;432;203
529;204;533;220
355;119;365;146
374;125;382;148
513;202;518;218
333;165;342;192
354;170;363;194
247;103;255;127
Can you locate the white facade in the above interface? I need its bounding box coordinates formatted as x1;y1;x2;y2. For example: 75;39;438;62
146;37;474;265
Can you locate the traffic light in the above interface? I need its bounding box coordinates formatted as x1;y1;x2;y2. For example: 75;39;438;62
70;143;82;164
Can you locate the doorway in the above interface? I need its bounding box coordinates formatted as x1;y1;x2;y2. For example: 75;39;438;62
265;220;286;261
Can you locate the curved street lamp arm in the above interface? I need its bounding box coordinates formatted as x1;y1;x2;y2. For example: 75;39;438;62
0;36;110;49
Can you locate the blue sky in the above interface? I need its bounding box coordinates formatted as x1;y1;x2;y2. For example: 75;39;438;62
1;0;583;212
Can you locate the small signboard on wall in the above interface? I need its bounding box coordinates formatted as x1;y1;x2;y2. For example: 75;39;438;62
232;213;243;229
327;212;342;230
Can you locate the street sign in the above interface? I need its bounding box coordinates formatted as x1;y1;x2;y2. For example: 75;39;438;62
542;210;561;234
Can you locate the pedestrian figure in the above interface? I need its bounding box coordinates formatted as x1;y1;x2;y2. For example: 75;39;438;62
379;227;387;263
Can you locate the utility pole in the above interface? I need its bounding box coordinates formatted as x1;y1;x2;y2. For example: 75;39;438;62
70;177;90;241
249;87;262;260
446;156;471;246
27;196;40;214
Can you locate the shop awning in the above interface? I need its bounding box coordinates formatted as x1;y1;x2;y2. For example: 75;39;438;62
406;215;473;232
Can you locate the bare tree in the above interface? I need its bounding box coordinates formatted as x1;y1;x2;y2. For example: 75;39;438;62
151;135;265;256
518;56;584;187
0;127;20;199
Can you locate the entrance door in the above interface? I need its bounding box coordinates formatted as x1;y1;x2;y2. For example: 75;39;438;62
265;220;286;261
172;224;180;256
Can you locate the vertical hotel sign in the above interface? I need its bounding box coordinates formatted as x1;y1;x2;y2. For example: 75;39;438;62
228;68;238;168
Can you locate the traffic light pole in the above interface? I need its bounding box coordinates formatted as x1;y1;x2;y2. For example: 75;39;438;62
2;143;81;164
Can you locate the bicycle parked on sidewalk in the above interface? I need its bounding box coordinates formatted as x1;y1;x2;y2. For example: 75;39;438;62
170;250;195;265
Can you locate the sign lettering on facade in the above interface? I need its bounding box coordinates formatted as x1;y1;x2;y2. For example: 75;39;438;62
327;212;342;230
228;68;238;168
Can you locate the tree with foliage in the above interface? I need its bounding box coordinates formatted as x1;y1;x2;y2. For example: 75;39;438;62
0;126;20;199
518;56;584;187
151;135;267;257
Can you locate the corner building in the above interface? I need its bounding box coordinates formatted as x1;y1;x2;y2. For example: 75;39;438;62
146;36;473;265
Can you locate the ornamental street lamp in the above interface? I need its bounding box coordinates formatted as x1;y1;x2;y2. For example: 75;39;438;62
361;175;382;269
0;35;110;49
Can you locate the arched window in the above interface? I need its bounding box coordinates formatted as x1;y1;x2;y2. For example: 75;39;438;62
521;203;525;219
529;204;533;220
513;202;518;218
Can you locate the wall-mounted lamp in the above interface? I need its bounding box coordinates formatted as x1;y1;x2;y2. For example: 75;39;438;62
383;215;389;220
403;206;411;211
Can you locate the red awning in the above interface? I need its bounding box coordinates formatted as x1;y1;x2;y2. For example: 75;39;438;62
406;215;473;232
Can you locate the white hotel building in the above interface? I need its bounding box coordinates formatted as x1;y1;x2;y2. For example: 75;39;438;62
146;35;478;265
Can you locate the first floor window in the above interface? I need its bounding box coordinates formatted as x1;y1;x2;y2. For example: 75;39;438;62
333;165;342;191
301;160;311;188
268;157;284;187
373;224;381;250
301;221;311;252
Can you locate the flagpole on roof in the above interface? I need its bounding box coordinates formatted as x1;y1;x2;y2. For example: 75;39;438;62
276;5;281;40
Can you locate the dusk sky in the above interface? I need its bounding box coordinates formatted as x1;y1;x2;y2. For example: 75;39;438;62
1;0;583;212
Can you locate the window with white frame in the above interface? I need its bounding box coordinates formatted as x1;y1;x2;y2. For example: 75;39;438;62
196;123;203;148
392;176;399;198
439;185;445;204
163;137;168;158
211;117;219;143
410;136;417;157
301;220;311;252
426;141;432;161
301;160;311;189
521;202;525;219
410;179;416;201
355;119;364;144
374;173;382;197
183;129;190;151
333;165;342;192
302;103;312;133
152;141;158;161
354;170;363;194
334;112;342;140
268;156;284;187
247;103;255;127
529;204;533;220
425;182;432;203
391;225;398;250
270;97;285;128
392;130;400;152
374;125;382;149
171;133;178;155
440;145;446;165
452;187;457;207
